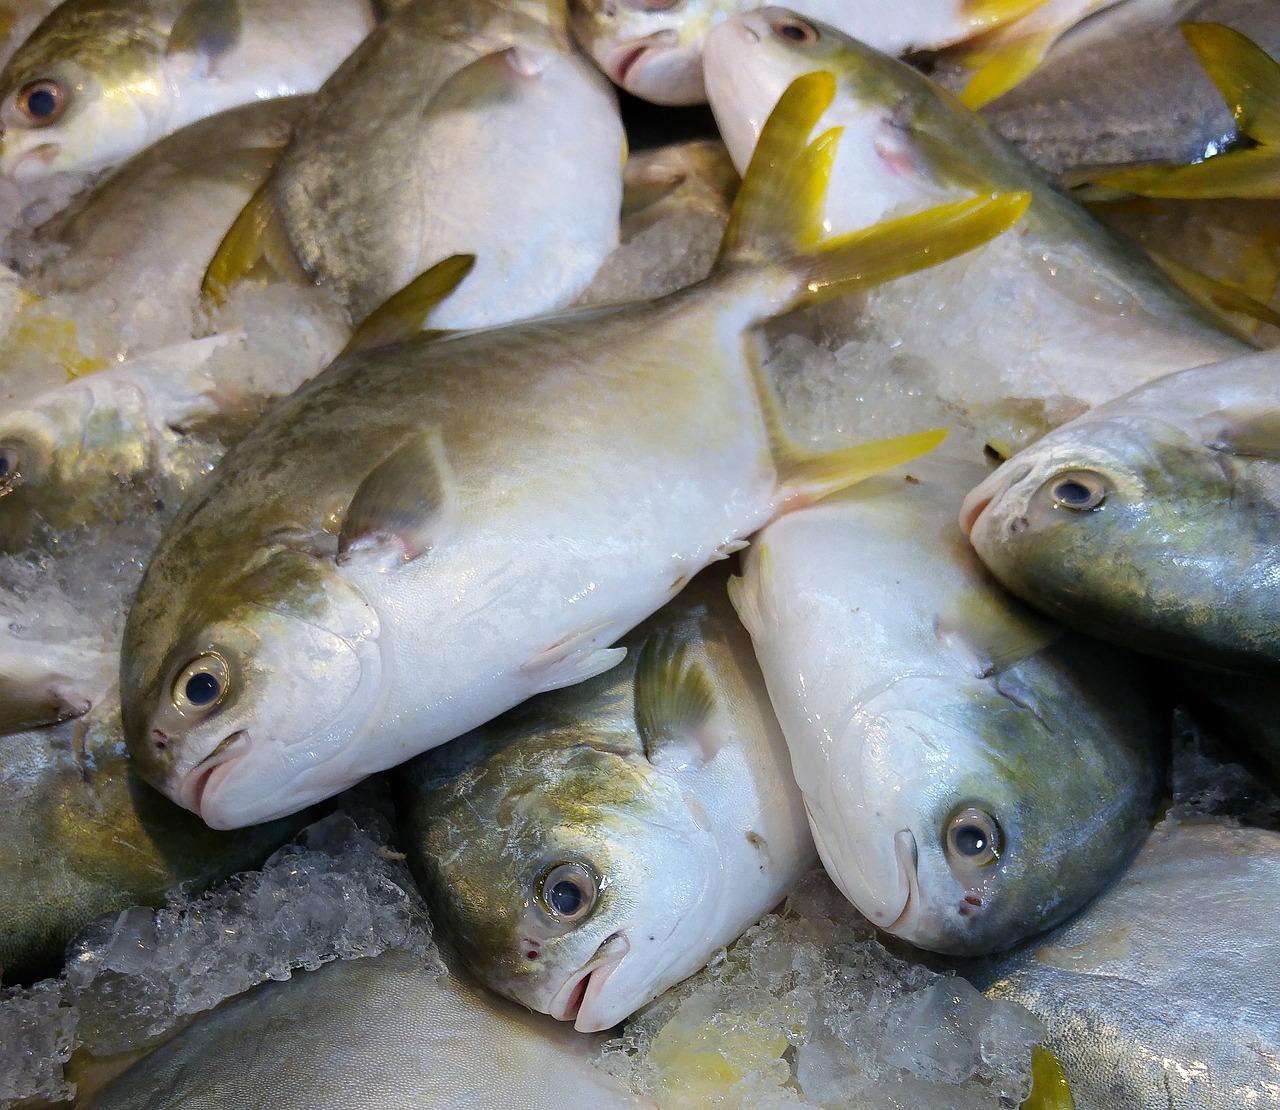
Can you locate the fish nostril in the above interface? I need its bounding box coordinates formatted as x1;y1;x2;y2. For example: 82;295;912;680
1010;516;1029;534
152;728;168;750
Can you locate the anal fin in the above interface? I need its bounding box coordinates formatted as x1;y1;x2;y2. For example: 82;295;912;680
202;176;309;305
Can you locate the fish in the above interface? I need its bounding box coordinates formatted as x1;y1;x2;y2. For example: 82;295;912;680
207;0;625;332
566;0;1043;106
967;0;1280;174
701;8;1250;456
79;949;651;1109
17;97;305;362
961;348;1280;677
729;456;1165;955
0;0;374;184
119;73;1029;830
0;694;309;984
966;817;1280;1109
395;565;817;1033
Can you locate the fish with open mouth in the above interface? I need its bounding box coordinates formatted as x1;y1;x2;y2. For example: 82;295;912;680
395;565;816;1032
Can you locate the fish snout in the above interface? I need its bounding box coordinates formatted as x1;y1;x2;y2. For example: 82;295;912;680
548;932;632;1031
178;730;250;820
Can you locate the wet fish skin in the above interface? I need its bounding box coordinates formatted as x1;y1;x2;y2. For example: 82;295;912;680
966;818;1280;1109
703;9;1250;454
81;949;652;1109
0;696;309;984
396;566;817;1033
731;457;1165;956
0;0;373;183
270;0;624;330
962;349;1280;677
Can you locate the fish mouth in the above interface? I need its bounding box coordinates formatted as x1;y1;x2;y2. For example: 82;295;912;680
5;141;60;183
548;932;631;1032
959;491;992;535
180;730;249;816
606;31;678;89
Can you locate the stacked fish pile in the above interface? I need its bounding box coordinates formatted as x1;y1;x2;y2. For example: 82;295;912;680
2;0;1280;1106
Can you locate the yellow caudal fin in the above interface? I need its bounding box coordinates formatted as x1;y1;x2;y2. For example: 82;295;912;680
1183;23;1280;143
1020;1046;1074;1110
957;28;1058;108
341;254;475;355
1147;249;1280;333
201;176;309;305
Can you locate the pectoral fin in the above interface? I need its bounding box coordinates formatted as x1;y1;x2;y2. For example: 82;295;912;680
167;0;242;63
1021;1045;1074;1110
522;626;627;695
342;254;475;354
202;177;309;304
936;591;1062;677
0;670;91;735
1182;23;1280;143
634;630;721;765
338;430;453;565
1203;406;1280;458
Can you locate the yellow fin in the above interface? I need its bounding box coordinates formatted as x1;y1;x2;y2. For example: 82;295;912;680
957;28;1058;108
961;0;1052;35
1145;249;1280;333
1183;22;1280;143
1020;1046;1074;1110
342;254;475;355
201;177;309;305
1081;147;1280;199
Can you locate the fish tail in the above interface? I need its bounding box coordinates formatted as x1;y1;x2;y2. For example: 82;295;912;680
716;73;1030;313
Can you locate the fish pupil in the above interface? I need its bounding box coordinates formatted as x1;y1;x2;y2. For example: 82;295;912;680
25;87;56;118
954;825;987;856
1054;479;1093;506
549;879;584;916
780;22;808;41
185;671;221;706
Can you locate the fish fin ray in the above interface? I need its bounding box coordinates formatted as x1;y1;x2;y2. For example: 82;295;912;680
634;630;720;764
1076;147;1280;199
1182;22;1280;143
935;592;1062;677
727;549;770;640
1145;249;1280;333
523;632;627;696
1203;406;1280;458
956;28;1058;109
202;176;308;304
343;254;474;354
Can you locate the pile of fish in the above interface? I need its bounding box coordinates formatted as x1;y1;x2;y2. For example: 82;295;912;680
2;0;1280;1105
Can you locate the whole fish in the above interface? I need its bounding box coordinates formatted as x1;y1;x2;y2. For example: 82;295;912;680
702;8;1250;455
81;950;651;1109
962;349;1280;678
0;695;308;984
395;566;816;1033
967;817;1280;1109
729;457;1164;955
0;0;374;184
17;97;305;361
211;0;625;332
120;74;1027;829
567;0;1042;106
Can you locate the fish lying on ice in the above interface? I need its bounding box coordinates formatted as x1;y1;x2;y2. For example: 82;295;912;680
701;8;1250;455
396;565;817;1032
730;456;1165;955
120;74;1028;829
208;0;625;332
80;949;652;1109
0;0;374;184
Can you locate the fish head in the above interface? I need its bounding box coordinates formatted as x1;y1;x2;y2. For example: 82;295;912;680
704;9;1001;220
0;14;165;182
820;660;1158;956
410;735;722;1031
568;0;738;105
122;549;383;829
960;416;1228;640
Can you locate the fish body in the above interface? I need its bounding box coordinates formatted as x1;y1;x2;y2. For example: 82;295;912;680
968;817;1280;1109
963;350;1280;676
730;456;1164;955
81;949;650;1109
22;97;304;359
0;0;374;183
268;0;624;329
395;566;816;1033
119;76;1020;829
568;0;1040;106
703;9;1249;452
0;696;307;983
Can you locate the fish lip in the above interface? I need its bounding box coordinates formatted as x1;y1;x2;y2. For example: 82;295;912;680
5;141;60;183
180;730;249;815
607;32;675;87
959;491;992;535
547;933;631;1031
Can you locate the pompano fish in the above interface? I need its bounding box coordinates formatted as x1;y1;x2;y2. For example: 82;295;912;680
701;8;1249;455
209;0;624;332
17;97;304;361
395;565;816;1033
962;349;1280;677
729;456;1164;955
567;0;1043;106
0;0;374;184
0;695;309;983
967;817;1280;1109
120;74;1029;829
81;950;652;1109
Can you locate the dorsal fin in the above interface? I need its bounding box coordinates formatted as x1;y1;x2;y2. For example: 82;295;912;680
342;254;475;355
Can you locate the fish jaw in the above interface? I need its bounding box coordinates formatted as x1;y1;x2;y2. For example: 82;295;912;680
603;33;706;104
547;933;632;1031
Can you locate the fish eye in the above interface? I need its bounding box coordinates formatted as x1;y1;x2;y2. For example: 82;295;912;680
945;807;1000;867
1047;470;1107;512
770;17;819;44
171;653;231;713
0;446;18;490
15;79;67;126
536;861;598;924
